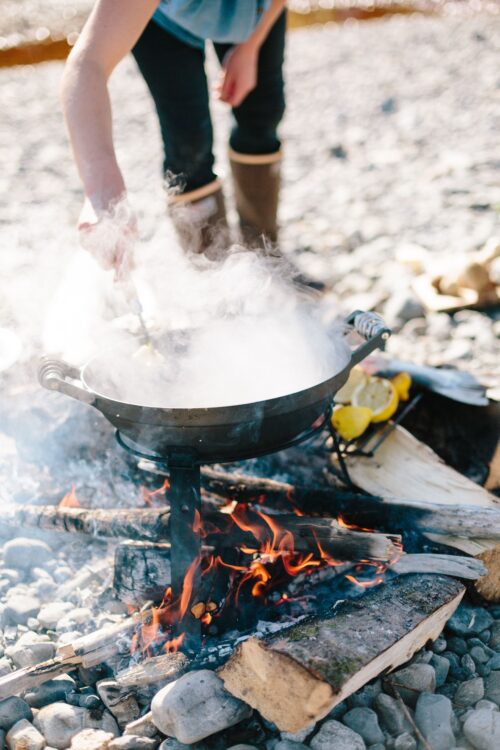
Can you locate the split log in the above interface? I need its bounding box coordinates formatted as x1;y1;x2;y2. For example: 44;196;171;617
331;426;500;600
392;553;486;580
113;542;171;607
219;574;465;732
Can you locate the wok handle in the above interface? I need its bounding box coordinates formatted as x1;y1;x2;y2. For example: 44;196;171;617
38;357;95;406
346;310;391;365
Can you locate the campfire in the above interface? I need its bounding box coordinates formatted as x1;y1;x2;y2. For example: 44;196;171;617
1;307;497;748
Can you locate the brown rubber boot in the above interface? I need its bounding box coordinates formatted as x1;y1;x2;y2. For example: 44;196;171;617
229;149;325;292
229;148;281;247
167;179;230;258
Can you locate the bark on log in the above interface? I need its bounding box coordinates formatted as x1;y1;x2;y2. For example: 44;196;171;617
332;426;500;600
219;574;465;732
1;505;400;563
113;542;171;607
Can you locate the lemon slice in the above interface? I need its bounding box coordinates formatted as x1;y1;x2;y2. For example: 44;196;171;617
352;377;399;423
334;367;368;404
331;405;373;441
391;371;412;402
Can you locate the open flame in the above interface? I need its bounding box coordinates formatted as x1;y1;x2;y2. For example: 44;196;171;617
127;492;402;656
59;484;80;508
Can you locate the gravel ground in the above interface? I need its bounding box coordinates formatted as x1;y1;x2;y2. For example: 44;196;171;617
0;12;499;750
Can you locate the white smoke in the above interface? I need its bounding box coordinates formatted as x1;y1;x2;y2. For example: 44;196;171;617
43;218;350;409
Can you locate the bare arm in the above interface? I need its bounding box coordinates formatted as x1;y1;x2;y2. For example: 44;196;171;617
61;0;157;273
62;0;158;207
219;0;286;107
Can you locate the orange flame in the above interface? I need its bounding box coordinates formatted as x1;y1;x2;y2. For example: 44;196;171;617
59;485;80;508
142;479;170;507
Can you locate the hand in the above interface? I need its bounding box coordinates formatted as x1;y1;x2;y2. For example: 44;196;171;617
78;195;138;281
217;41;259;108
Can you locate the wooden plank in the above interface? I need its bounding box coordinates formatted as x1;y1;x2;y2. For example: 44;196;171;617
219;574;464;732
332;425;500;600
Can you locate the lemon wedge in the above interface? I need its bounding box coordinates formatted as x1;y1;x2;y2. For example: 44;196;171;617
331;405;373;441
352;376;399;423
391;371;412;402
334;367;368;404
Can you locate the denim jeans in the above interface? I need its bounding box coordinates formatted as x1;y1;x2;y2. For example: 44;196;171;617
132;11;286;193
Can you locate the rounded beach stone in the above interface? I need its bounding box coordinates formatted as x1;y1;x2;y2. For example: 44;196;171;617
33;703;119;750
0;697;33;731
6;719;45;750
70;729;115;750
343;707;384;745
150;670;252;744
414;693;454;750
309;720;365;750
387;664;436;707
3;539;53;570
454;678;485;708
463;708;500;750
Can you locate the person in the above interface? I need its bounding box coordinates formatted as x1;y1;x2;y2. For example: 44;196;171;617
62;0;287;271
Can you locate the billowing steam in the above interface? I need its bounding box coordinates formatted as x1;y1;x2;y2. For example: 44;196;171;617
43;214;350;408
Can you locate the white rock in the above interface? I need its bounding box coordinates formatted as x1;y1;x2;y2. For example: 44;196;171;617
464;708;500;750
34;704;119;750
3;539;53;571
70;729;114;750
6;632;55;668
6;719;45;750
37;603;74;630
151;670;252;744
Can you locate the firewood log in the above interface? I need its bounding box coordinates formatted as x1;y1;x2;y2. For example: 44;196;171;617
219;574;465;732
332;426;500;600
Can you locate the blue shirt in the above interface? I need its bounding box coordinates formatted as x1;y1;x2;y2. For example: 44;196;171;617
153;0;269;49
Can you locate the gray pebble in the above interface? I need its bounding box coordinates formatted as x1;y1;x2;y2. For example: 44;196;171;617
463;708;500;750
455;678;485;708
487;654;500;671
108;737;159;750
475;700;499;711
448;638;468;656
489;623;500;652
6;719;45;750
432;636;448;654
0;697;32;731
470;646;490;665
348;680;382;709
447;605;493;637
415;693;455;750
24;675;76;708
2;539;53;571
37;602;73;630
431;654;450;688
394;733;417;750
33;704;119;750
387;664;436;707
485;671;500;706
373;694;412;736
274;742;309;750
150;671;252;744
310;720;365;750
3;596;40;627
343;707;384;745
462;654;477;678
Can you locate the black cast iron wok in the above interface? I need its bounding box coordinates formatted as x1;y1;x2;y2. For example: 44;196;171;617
38;311;390;464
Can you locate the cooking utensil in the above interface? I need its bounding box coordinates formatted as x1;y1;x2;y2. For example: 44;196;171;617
39;310;390;650
38;311;390;464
